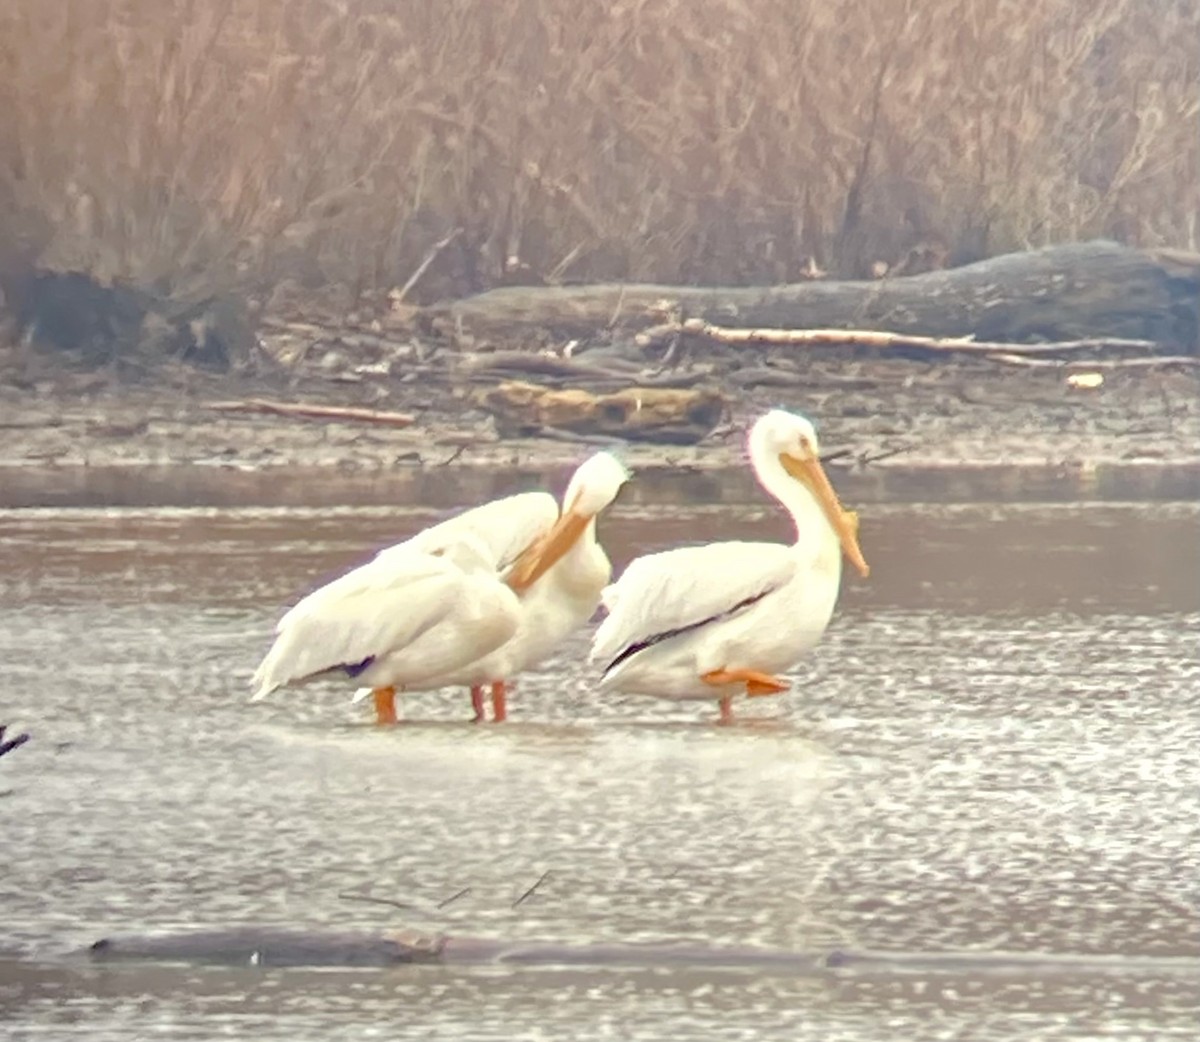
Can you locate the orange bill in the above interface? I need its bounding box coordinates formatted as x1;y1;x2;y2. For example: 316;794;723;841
506;502;592;592
780;452;870;577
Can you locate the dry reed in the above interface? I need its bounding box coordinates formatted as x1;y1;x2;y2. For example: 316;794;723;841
1;0;1196;303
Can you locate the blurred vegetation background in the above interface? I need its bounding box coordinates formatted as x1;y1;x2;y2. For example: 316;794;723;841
1;0;1196;305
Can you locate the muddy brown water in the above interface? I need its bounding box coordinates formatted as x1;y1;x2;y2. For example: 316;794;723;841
1;471;1198;1041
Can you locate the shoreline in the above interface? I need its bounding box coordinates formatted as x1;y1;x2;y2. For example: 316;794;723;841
3;459;1198;511
1;356;1197;507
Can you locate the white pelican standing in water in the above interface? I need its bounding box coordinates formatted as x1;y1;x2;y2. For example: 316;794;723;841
250;530;522;715
353;450;630;722
251;452;629;723
589;409;869;724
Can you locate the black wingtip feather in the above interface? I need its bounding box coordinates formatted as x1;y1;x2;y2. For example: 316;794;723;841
603;588;778;676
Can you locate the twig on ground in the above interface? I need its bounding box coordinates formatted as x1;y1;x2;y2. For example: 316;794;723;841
607;285;628;329
639;318;1165;360
984;353;1200;369
393;229;463;306
858;443;914;466
205;398;417;427
512;871;551;909
437;444;468;466
337;892;415;914
437;887;472;909
818;447;856;465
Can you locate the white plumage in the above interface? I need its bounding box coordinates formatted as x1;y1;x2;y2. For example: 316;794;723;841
590;409;869;720
252;452;629;723
392;450;631;719
591;541;797;678
391;491;558;576
251;531;519;701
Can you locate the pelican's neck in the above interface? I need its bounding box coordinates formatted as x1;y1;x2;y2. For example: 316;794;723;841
550;516;609;596
752;446;840;565
565;517;598;557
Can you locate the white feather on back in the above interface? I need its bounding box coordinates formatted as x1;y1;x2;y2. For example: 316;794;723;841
590;541;798;668
387;491;559;575
252;548;478;698
254;493;558;699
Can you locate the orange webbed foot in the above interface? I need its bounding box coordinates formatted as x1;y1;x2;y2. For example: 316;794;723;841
701;668;789;698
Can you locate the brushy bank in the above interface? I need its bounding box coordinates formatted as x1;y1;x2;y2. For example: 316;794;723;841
1;0;1196;311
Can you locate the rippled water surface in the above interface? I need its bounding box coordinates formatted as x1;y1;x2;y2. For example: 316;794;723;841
1;481;1198;1041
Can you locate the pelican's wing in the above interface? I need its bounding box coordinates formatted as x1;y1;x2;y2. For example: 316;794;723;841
251;548;466;699
387;491;559;574
591;542;797;670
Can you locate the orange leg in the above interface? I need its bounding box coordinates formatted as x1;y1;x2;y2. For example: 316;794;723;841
491;680;508;723
701;668;789;697
470;685;486;723
372;687;398;726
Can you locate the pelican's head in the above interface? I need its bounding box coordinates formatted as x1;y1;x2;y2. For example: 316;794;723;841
751;408;822;461
751;409;870;578
507;451;631;591
562;450;631;517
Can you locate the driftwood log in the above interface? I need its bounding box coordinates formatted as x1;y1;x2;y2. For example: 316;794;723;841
480;381;726;445
430;241;1199;352
85;925;1200;975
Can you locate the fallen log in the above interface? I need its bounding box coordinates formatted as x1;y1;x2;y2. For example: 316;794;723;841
431;241;1199;352
82;926;1200;976
480;381;726;445
204;398;417;427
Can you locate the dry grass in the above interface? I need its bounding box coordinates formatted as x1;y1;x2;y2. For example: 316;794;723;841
1;0;1196;303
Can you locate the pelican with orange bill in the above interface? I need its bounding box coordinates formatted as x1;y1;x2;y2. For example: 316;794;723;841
590;409;869;723
352;450;630;722
250;452;629;725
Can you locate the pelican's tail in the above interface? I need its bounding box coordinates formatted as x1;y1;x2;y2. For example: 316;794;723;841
249;673;276;702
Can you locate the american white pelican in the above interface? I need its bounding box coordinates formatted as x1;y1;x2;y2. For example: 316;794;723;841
252;451;629;724
383;450;630;722
250;530;523;719
589;409;869;724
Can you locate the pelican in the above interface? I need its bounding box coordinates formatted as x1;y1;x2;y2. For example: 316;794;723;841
377;450;630;722
589;409;869;723
250;530;523;715
251;451;629;724
386;446;633;725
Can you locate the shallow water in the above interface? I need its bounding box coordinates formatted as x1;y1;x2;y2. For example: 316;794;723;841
1;490;1198;1041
